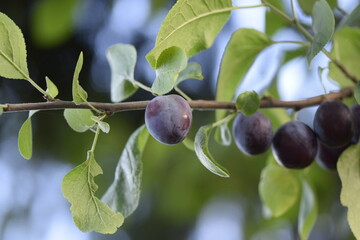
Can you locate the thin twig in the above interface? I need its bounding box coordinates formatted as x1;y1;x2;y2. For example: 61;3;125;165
1;87;353;114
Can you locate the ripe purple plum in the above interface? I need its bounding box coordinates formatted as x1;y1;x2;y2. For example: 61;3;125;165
232;112;273;156
272;121;317;169
316;140;349;170
313;100;354;147
145;95;192;145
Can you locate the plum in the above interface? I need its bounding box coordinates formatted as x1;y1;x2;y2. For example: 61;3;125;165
145;95;192;145
316;140;349;170
232;112;273;156
272;121;317;169
313;100;354;147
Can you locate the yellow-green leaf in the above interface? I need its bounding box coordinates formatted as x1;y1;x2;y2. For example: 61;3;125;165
194;125;229;177
0;12;29;79
328;27;360;87
152;46;187;95
62;151;124;233
338;144;360;239
102;125;149;218
64;109;95;133
18;118;32;159
216;28;271;120
259;164;300;218
146;0;232;68
72;52;88;105
45;76;59;98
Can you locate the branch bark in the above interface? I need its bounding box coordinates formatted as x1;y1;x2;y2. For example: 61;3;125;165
1;87;354;114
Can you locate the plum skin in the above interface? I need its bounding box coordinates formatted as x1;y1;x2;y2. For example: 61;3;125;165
272;121;317;169
232;112;273;156
313;100;354;147
145;94;192;145
316;140;349;170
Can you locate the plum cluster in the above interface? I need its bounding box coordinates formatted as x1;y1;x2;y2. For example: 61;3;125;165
233;100;360;170
144;95;359;170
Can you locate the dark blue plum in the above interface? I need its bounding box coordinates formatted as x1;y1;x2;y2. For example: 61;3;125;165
232;112;273;156
313;100;354;147
272;121;317;169
145;95;192;145
316;140;349;170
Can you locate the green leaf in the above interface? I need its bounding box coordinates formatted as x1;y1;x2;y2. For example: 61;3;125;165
18;118;32;159
235;91;260;116
338;144;360;239
215;28;272;120
337;4;360;31
214;122;232;146
64;109;95;133
91;116;110;134
329;27;360;87
175;62;204;85
107;44;138;102
355;83;360;104
0;12;29;79
72;52;88;105
298;180;318;240
152;46;187;95
30;0;79;47
182;137;195;151
298;0;337;15
62;151;124;233
194;125;229;177
259;164;300;218
146;0;232;68
265;0;288;36
307;0;335;63
45;76;59;98
102;125;149;218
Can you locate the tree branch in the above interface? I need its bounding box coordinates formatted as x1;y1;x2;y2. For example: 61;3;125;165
1;87;354;114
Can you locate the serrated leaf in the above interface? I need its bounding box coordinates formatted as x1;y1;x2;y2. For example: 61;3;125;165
307;0;335;63
91;116;110;134
72;52;88;105
355;83;360;104
102;125;149;218
152;46;187;95
107;44;138;103
62;151;124;233
337;4;360;31
214;122;231;146
30;0;79;47
194;125;229;177
146;0;232;68
236;91;260;116
175;62;203;85
259;164;300;218
45;76;59;98
298;0;337;15
216;28;272;121
18;118;32;159
0;12;29;79
64;109;95;133
329;27;360;87
338;144;360;239
298;180;318;240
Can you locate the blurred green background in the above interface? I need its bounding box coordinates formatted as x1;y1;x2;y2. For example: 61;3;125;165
0;0;358;239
